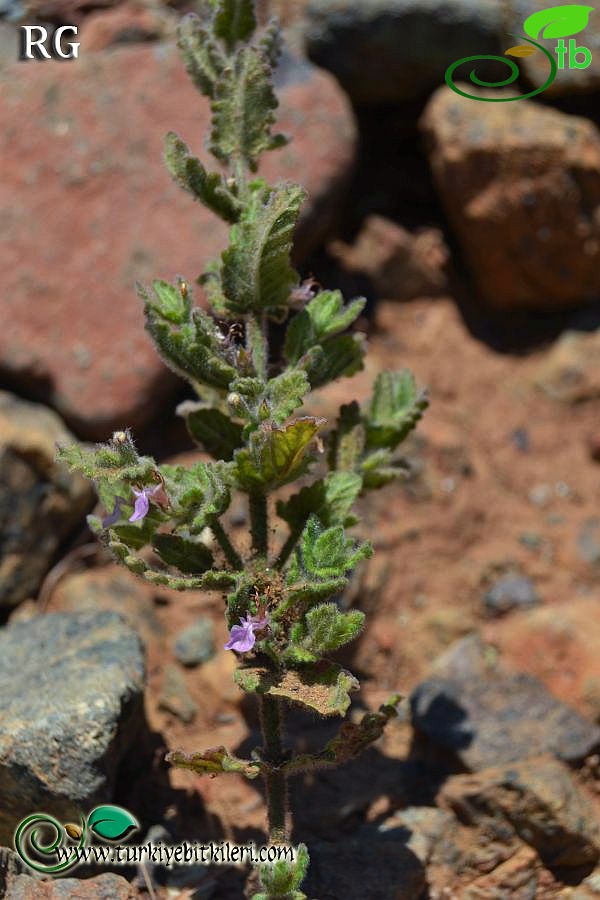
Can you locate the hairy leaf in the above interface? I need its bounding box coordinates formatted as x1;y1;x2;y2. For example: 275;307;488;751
161;460;232;529
234;418;324;491
177;13;225;99
256;844;309;898
210;46;286;170
234;661;359;716
285;291;365;364
366;370;428;450
300;333;366;389
57;431;156;485
221;183;306;314
284;603;364;663
327;401;365;472
167;746;261;778
164;133;242;223
267;369;310;423
290;515;372;582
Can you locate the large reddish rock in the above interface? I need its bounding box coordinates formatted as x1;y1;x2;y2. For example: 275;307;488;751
0;44;356;438
421;86;600;310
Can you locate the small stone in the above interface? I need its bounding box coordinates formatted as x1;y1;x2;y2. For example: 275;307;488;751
461;845;541;899
302;838;426;900
174;618;215;667
421;89;600;310
158;665;198;724
377;806;455;865
484;574;539;618
0;611;146;845
535;330;600;403
0;391;94;608
441;756;600;868
410;635;600;771
577;518;600;565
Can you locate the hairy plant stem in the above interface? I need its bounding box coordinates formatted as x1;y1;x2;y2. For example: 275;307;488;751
260;695;288;843
210;518;243;570
249;491;268;558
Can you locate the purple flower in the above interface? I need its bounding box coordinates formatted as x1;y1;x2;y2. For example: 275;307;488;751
102;497;125;528
224;614;268;653
129;485;161;522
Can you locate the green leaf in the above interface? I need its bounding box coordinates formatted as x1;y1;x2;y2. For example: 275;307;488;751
267;369;310;423
234;661;359;716
182;405;244;460
161;460;232;530
285;291;366;364
164;133;242;224
140;286;238;391
87;806;139;842
256;844;309;898
258;17;283;68
292;515;372;581
301;334;366;389
177;13;225;99
210;46;286;170
57;432;156;485
277;471;362;531
293;603;364;655
366;370;428;450
234;418;324;491
152;533;214;574
167;746;261;779
524;4;594;40
143;278;191;325
213;0;256;50
221;183;306;314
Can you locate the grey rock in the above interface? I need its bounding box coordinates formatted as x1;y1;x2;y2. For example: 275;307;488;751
303;837;425;899
484;574;539;617
304;0;503;104
377;806;455;865
441;756;600;868
0;391;94;608
0;611;145;845
174;618;215;667
410;635;600;770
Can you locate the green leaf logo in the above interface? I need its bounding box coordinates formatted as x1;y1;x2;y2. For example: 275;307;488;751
524;5;594;40
86;806;139;842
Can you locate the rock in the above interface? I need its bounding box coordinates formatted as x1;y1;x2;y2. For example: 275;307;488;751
0;391;94;608
535;331;600;403
49;566;161;647
0;611;145;845
440;756;600;868
460;846;541;899
79;5;175;52
560;871;600;898
410;635;600;770
421;88;600;310
302;837;426;900
329;216;449;300
0;44;356;438
577;518;600;565
483;573;539;617
158;665;198;723
303;0;503;104
174;618;215;667
376;806;456;865
504;1;600;97
5;872;139;899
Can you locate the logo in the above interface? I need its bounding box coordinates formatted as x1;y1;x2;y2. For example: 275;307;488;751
19;25;80;60
445;4;594;101
14;805;139;874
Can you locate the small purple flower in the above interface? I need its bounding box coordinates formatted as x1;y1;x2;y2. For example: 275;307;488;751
224;614;268;653
102;497;125;528
129;485;161;522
